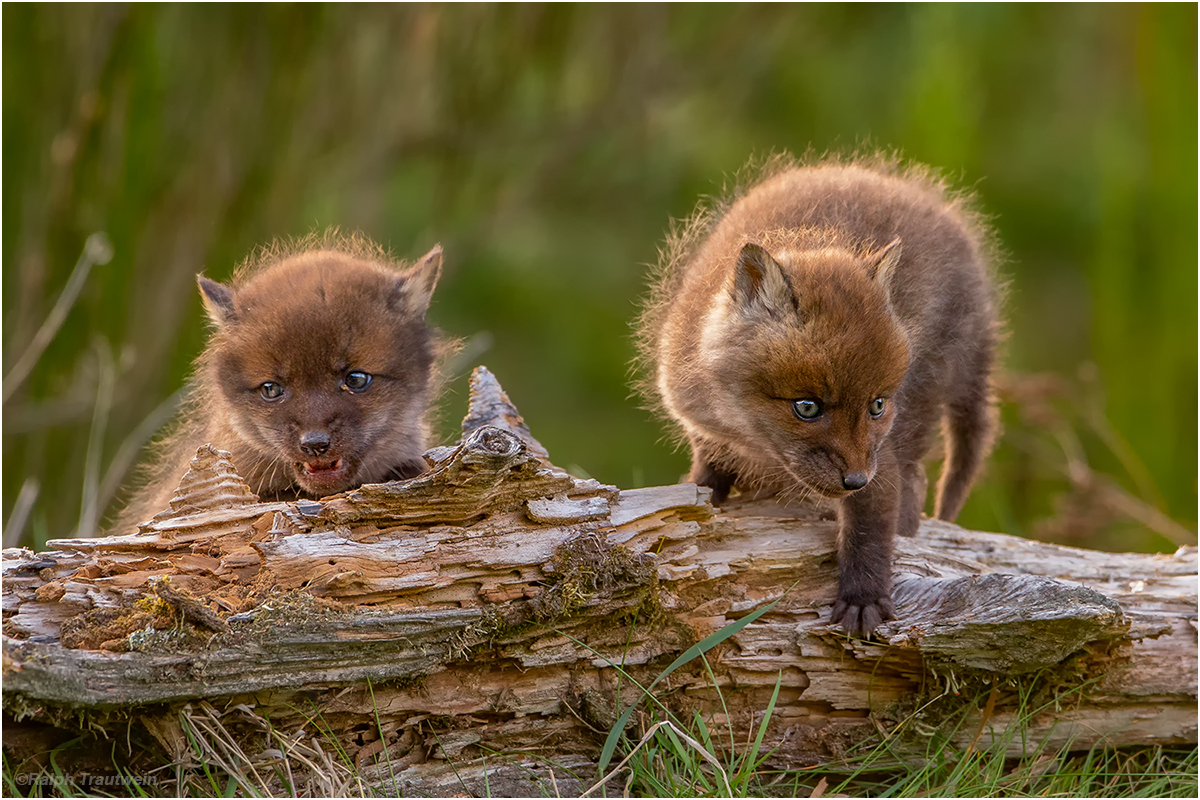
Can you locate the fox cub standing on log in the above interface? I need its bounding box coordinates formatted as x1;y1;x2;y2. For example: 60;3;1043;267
640;155;1000;637
120;233;445;527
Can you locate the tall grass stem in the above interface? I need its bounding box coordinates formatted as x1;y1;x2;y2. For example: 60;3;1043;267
3;232;112;404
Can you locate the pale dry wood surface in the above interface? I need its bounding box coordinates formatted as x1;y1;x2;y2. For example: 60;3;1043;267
2;366;1195;794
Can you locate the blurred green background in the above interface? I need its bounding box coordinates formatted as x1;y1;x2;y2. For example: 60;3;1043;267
3;4;1195;553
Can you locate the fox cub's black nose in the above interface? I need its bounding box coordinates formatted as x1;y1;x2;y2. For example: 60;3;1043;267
842;471;869;491
299;431;331;457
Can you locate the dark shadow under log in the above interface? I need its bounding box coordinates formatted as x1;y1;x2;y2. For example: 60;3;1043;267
3;366;1196;793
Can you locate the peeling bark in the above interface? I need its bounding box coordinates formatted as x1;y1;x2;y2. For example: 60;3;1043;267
2;366;1196;793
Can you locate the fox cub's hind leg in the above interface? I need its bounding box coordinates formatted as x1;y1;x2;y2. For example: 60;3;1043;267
898;460;927;539
934;341;998;522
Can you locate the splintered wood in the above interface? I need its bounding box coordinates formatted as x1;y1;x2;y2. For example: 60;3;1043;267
3;366;1196;794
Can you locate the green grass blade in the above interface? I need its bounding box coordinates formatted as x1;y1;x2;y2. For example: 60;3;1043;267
652;596;781;690
595;587;792;782
597;704;641;780
598;590;788;776
735;670;782;792
693;709;715;758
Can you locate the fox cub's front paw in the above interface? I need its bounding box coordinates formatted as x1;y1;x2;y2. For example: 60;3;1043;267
831;592;896;638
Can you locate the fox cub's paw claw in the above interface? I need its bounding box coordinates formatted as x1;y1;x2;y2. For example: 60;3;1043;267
831;594;896;638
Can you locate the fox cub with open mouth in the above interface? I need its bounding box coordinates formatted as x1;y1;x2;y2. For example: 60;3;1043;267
641;155;1001;637
120;233;446;528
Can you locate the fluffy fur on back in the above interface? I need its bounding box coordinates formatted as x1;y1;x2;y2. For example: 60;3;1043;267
636;150;1002;424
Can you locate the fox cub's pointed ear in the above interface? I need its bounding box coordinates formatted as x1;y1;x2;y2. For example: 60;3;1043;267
198;275;236;326
732;242;796;318
394;244;443;318
866;236;902;291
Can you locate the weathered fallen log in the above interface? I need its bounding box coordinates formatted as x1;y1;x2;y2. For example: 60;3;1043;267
2;366;1195;794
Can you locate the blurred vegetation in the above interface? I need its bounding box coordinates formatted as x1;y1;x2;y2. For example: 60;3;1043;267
3;4;1195;553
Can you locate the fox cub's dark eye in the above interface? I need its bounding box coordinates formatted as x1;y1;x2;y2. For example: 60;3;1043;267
792;399;822;420
259;382;284;401
869;397;887;418
343;371;372;392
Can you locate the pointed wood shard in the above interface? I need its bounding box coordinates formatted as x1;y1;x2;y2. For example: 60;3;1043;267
462;365;550;460
147;445;259;525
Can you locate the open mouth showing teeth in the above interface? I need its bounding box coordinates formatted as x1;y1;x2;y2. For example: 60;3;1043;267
302;459;343;475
